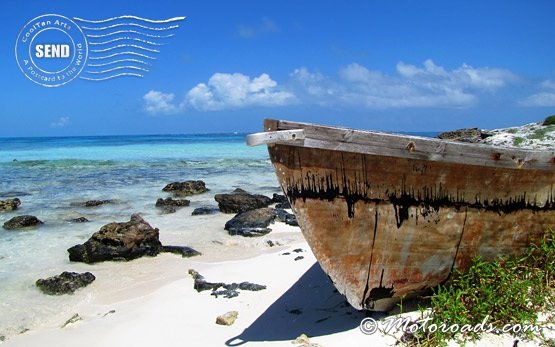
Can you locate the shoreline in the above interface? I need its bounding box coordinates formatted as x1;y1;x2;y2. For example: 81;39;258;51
2;237;381;347
4;229;551;346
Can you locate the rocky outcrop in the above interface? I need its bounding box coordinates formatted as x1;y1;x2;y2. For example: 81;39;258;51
68;217;90;223
437;128;492;143
3;215;43;230
214;188;272;213
155;197;190;214
272;193;291;209
162;180;208;196
0;198;21;212
71;199;117;208
271;193;287;204
161;245;201;258
275;208;299;226
481;121;555;149
224;207;276;237
67;214;162;264
36;271;95;295
191;207;220;216
189;269;266;299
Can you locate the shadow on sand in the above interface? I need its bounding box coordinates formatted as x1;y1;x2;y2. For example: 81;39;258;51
225;262;367;345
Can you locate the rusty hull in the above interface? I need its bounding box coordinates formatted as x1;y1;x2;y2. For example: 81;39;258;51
267;140;555;311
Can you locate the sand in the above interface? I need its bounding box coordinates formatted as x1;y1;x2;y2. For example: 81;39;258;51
0;221;378;347
2;220;551;347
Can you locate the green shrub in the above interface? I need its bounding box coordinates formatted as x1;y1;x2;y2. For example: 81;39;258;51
405;230;555;346
529;125;555;140
542;115;555;126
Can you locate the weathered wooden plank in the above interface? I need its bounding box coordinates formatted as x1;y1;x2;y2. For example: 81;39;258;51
264;119;555;171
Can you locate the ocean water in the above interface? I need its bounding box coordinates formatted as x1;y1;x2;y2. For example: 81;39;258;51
0;131;438;337
0;134;280;336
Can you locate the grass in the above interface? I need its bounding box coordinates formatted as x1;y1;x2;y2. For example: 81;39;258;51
528;125;555;141
513;137;524;146
402;230;555;346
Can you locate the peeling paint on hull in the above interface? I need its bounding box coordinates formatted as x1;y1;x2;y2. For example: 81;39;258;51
267;141;555;311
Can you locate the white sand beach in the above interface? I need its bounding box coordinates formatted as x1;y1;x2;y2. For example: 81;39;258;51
4;220;549;347
1;222;386;347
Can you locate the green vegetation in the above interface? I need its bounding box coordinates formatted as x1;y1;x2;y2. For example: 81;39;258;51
528;125;555;141
543;115;555;126
403;230;555;346
506;128;518;134
513;137;524;146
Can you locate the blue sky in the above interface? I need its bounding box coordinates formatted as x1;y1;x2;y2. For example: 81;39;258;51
1;0;555;137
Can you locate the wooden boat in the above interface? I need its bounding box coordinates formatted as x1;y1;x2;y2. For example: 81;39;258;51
247;119;555;311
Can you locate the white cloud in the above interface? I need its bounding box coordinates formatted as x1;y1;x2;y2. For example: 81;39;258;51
50;116;70;128
290;60;515;108
237;17;279;38
143;60;518;114
143;73;295;113
520;79;555;107
186;72;295;111
143;90;178;114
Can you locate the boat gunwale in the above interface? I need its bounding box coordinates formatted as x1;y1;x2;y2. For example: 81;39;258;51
263;119;555;171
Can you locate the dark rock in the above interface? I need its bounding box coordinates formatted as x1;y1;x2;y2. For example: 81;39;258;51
191;207;220;216
3;215;43;230
238;282;266;291
103;310;116;317
68;217;89;223
225;208;276;237
84;200;115;207
211;282;266;298
288;308;303;315
67;214;162;264
61;313;82;328
214;189;272;213
212;289;239;298
294;256;304;261
161;245;201;258
437;128;491;143
274;208;299;226
188;268;203;280
195;279;225;292
189;270;266;298
271;193;288;204
155;197;190;214
189;269;225;291
293;248;304;253
0;198;21;211
35;271;95;295
70;199;117;208
162;180;208;196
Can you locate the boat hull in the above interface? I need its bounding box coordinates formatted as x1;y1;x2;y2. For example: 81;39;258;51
263;120;555;311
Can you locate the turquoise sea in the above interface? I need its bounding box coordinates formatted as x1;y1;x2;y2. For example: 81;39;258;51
0;134;279;336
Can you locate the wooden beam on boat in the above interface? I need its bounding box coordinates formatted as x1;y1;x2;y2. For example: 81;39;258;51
259;119;555;171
